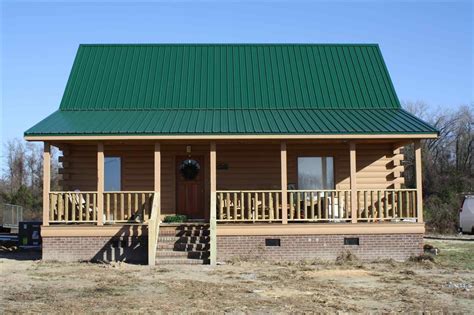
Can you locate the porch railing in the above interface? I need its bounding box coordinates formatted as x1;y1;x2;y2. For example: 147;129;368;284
216;188;419;223
103;191;154;223
217;191;283;222
356;189;418;222
48;191;155;224
288;190;352;222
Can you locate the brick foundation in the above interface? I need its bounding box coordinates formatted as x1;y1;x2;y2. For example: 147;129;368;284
216;234;424;262
42;236;147;263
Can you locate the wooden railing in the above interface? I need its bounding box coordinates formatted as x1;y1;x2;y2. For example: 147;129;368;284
48;191;154;224
217;191;283;222
287;190;352;222
356;189;418;222
147;192;161;266
216;189;419;223
103;191;154;223
49;192;98;223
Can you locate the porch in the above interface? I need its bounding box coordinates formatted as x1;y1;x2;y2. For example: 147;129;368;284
41;139;424;265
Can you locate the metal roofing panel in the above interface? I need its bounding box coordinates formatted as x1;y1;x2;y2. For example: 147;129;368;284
25;109;438;136
58;44;402;111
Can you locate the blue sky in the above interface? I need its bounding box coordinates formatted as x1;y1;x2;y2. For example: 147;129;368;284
0;1;472;154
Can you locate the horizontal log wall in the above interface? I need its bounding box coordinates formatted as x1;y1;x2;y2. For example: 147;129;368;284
58;141;404;217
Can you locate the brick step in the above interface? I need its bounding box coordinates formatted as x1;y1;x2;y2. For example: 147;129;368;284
157;243;210;251
155;258;208;265
155;250;210;259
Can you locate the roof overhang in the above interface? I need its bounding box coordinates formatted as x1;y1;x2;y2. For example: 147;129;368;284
24;133;438;142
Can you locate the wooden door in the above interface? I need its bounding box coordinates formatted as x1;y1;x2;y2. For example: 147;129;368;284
176;156;205;219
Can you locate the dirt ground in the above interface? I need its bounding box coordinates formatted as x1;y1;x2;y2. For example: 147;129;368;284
1;240;473;313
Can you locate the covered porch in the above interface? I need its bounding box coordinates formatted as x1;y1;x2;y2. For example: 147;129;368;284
41;137;424;265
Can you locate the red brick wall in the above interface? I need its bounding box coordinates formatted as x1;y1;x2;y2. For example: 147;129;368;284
216;234;424;262
42;236;147;263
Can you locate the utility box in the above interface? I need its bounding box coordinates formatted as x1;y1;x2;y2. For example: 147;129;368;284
18;221;42;247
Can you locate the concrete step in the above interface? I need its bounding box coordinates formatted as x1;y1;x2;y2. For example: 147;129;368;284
155;258;208;265
156;250;210;259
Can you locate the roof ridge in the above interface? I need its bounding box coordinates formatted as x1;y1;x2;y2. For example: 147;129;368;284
79;43;380;47
59;108;403;112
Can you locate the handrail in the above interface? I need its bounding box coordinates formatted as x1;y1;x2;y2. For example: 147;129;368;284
147;192;161;266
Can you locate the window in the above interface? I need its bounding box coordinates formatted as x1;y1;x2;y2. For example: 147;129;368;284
105;157;121;191
297;157;334;190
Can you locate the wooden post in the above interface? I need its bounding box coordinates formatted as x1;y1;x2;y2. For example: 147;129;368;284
349;142;357;223
154;142;161;209
210;142;217;266
97;142;104;226
281;141;288;224
414;140;423;223
42;142;51;226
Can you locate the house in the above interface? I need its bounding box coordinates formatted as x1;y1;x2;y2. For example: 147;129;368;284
25;44;438;265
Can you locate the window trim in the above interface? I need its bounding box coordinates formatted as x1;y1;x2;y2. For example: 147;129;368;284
296;156;336;190
104;156;122;191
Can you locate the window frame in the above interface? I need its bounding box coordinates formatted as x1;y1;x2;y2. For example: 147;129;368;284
104;156;122;192
296;156;336;190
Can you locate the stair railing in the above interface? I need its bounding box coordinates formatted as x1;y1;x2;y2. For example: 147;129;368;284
147;192;161;266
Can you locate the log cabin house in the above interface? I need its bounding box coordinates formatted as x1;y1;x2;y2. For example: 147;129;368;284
25;44;438;265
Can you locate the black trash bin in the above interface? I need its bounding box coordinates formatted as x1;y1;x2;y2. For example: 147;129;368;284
18;221;42;247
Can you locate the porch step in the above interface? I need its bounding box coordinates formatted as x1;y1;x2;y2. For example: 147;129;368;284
155;223;210;265
155;258;208;265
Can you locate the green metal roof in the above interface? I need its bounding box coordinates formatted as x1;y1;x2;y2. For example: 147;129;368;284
25;44;438;137
26;109;436;135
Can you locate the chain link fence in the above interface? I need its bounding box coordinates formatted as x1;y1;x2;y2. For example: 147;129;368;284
1;203;24;229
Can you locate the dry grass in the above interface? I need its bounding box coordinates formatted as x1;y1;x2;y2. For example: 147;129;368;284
0;240;473;313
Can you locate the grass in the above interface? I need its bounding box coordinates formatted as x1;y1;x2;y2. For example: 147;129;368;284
425;239;474;270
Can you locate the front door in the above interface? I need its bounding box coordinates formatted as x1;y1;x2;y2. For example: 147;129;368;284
176;156;205;219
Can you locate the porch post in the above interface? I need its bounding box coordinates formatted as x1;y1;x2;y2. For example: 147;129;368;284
154;143;161;218
97;142;104;226
414;140;423;223
349;142;357;223
209;142;217;266
42;142;51;226
280;141;288;224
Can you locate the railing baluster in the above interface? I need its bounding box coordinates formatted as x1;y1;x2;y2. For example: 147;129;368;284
114;193;118;221
269;192;274;222
85;193;90;221
106;193;110;222
241;192;245;221
310;192;315;220
253;192;258;222
377;191;382;221
226;193;231;220
296;192;301;219
290;192;294;220
405;191;410;218
120;193;124;221
261;192;266;220
65;193;69;222
276;192;280;220
363;191;368;219
317;192;322;219
398;191;403;218
247;192;251;220
384;191;388;219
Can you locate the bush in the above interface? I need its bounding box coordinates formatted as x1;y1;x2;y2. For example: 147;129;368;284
424;195;461;234
163;215;187;223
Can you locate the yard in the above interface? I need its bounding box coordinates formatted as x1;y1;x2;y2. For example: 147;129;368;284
1;239;473;313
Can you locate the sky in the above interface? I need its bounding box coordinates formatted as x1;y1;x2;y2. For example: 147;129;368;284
0;0;473;160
